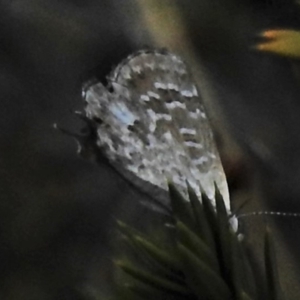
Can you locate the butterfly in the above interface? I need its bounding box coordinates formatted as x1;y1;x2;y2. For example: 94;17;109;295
82;49;231;214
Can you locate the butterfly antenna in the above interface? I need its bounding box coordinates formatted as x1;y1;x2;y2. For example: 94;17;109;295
229;197;251;219
236;211;300;219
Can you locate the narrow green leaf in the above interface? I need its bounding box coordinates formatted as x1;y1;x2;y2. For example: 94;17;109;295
238;290;254;300
168;182;195;229
133;235;182;273
117;220;184;282
215;183;229;220
117;220;147;240
230;234;243;298
187;182;217;253
176;220;220;273
178;243;231;300
214;184;234;288
232;238;257;299
230;233;257;299
116;260;191;296
116;221;153;261
127;282;191;300
264;226;284;300
200;185;218;235
114;284;141;300
117;220;169;260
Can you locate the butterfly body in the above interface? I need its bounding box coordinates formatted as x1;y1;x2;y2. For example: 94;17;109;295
83;50;230;211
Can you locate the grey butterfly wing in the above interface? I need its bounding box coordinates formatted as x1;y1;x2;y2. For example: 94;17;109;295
83;50;230;211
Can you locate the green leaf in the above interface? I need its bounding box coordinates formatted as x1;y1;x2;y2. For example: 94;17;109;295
133;235;182;274
116;260;190;296
178;243;232;300
176;220;220;273
114;184;283;300
114;284;141;300
200;185;218;235
231;236;257;299
214;185;233;285
168;182;195;229
187;182;217;253
117;220;183;282
238;290;255;300
215;183;229;221
116;220;153;261
264;226;284;300
126;282;191;300
117;220;147;240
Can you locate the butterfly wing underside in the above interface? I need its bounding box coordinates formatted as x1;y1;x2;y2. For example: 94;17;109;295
83;50;230;211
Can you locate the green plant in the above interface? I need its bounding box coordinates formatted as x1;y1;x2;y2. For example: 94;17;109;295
114;184;284;300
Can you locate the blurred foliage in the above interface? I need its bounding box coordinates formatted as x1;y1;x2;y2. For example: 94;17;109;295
257;30;300;59
115;184;283;300
256;1;300;59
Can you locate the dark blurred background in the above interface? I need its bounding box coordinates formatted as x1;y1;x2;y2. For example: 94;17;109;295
1;0;300;299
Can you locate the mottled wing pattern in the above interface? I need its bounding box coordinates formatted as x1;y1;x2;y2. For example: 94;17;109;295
83;50;230;210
